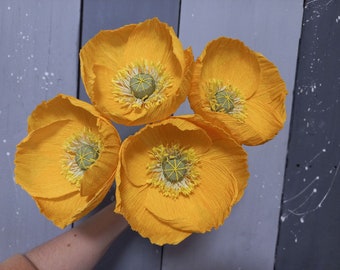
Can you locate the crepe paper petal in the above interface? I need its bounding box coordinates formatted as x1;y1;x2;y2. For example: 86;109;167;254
15;94;120;227
178;114;249;203
115;165;191;245
115;116;248;245
189;37;287;146
33;180;113;229
27;94;104;133
80;17;194;126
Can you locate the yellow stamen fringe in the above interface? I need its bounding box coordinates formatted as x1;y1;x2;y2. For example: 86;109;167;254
207;79;246;121
61;129;102;188
112;60;172;109
147;144;200;199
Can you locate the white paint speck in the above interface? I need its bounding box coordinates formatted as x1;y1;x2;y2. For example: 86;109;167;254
300;217;304;223
281;215;286;222
313;188;317;193
6;152;10;156
50;72;54;76
7;6;11;10
305;166;309;171
42;76;46;80
44;72;49;76
7;54;11;58
3;139;7;143
34;67;38;71
322;148;326;152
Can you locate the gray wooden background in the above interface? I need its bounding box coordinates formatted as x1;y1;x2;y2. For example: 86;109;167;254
3;0;337;269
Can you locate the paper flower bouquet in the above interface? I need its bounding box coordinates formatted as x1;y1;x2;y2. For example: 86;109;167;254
14;18;287;245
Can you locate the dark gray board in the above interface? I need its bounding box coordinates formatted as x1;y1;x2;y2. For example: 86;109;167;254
0;0;81;260
275;1;340;269
76;1;181;269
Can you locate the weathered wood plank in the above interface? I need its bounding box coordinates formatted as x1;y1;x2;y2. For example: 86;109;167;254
76;1;181;269
163;1;303;269
0;0;81;260
275;1;340;269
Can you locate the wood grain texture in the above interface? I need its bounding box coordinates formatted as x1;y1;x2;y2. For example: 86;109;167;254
275;1;340;269
164;1;303;269
0;0;81;260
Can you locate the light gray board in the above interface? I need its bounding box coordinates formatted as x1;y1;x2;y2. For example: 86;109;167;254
166;1;303;269
78;1;181;269
0;0;81;260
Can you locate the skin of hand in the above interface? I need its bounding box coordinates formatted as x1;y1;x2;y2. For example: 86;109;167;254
2;203;128;270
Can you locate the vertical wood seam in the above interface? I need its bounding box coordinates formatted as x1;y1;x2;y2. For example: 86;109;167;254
177;0;182;37
76;0;84;100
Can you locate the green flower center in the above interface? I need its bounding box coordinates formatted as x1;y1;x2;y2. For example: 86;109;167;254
130;73;156;99
148;144;200;198
207;80;246;120
75;145;99;170
215;89;236;113
162;155;188;183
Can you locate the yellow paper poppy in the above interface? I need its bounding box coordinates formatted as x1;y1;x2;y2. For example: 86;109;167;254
15;94;121;228
189;37;287;146
115;115;249;245
80;17;194;126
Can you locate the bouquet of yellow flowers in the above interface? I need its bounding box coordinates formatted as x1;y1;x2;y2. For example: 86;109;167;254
14;18;286;245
